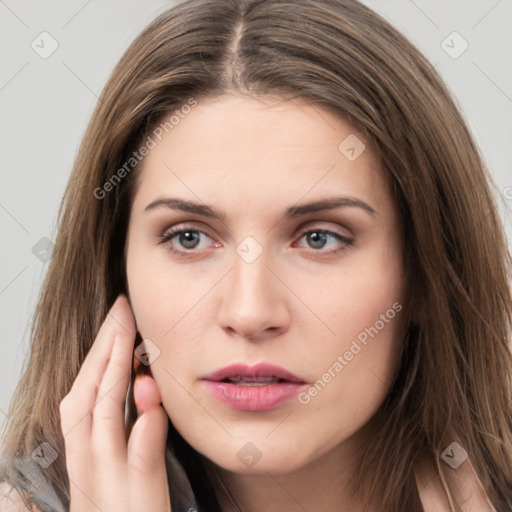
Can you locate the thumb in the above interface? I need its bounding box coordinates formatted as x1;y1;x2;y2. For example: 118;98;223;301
133;374;163;414
128;377;171;510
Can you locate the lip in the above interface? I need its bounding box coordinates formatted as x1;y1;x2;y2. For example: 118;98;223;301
201;363;307;412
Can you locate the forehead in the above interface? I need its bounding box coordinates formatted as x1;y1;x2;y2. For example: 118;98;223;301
130;94;392;217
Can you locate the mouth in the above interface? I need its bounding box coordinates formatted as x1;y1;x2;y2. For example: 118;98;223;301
201;363;307;411
219;376;286;386
201;362;306;384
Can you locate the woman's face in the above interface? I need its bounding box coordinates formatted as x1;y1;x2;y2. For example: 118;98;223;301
125;94;406;474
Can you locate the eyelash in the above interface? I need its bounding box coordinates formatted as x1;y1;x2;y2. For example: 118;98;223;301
158;224;354;257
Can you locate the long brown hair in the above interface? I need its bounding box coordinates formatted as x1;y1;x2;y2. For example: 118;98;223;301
1;0;511;510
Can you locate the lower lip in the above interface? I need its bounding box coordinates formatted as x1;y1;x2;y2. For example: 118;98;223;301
203;380;306;411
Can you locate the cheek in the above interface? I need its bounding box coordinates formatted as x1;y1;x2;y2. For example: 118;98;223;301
290;247;405;426
126;239;206;340
126;253;210;430
299;294;402;401
302;315;403;415
290;245;404;363
125;241;218;389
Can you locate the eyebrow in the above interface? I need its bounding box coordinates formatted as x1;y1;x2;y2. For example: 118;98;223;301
144;195;377;221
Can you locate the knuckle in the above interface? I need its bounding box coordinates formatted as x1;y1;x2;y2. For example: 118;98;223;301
92;393;121;423
109;355;129;375
127;459;143;476
59;390;88;427
96;385;120;407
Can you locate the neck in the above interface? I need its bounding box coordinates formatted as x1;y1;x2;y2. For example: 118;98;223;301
204;426;376;512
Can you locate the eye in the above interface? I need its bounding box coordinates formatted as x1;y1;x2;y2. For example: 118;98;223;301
294;228;354;254
158;225;354;257
158;226;218;256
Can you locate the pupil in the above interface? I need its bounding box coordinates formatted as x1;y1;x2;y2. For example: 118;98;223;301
308;232;326;249
180;231;200;249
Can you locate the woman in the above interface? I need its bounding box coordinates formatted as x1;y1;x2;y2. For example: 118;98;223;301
1;0;511;510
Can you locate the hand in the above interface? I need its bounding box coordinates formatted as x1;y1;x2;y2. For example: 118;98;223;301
416;454;497;512
59;294;171;511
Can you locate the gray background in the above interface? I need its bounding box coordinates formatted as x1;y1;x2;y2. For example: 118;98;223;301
1;0;511;436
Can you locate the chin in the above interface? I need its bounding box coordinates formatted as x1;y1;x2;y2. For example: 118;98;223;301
189;434;322;476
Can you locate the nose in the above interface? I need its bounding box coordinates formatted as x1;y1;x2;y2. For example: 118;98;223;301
217;248;290;342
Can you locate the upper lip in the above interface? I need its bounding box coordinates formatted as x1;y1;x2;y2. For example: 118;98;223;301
201;363;306;383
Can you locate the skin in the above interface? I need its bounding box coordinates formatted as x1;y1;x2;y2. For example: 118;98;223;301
56;95;497;512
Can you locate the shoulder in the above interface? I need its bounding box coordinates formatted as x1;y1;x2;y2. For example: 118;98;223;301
0;482;41;512
415;455;497;512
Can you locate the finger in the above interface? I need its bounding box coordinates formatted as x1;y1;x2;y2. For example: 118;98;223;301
60;401;94;498
61;296;124;436
416;461;451;512
451;458;497;511
92;295;136;459
59;295;129;476
71;295;133;394
133;375;162;415
128;405;171;510
416;455;497;512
